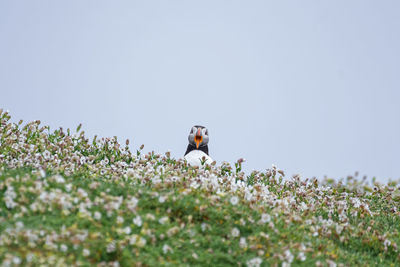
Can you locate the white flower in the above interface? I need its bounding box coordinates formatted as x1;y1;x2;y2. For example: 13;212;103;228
94;211;102;220
116;216;124;224
123;226;131;235
298;252;306;261
327;260;337;267
239;237;247;248
136;237;147;247
126;196;139;211
192;252;198;259
26;253;34;262
284;249;294;263
53;174;65;183
83;248;90;256
65;183;73;192
231;227;240;238
246;257;262;267
15;221;24;230
159;195;167;203
12;256;21;265
133;216;142;227
230;196;239;206
162;244;173;254
259;213;271;224
158;216;169;225
106;241;116;253
60;244;68;252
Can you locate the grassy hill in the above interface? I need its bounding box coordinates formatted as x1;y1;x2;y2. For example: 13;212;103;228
1;110;399;266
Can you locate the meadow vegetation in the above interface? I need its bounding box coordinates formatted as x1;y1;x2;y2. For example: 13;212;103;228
0;110;399;266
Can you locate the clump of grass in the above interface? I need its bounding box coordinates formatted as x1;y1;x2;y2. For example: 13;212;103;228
0;110;399;266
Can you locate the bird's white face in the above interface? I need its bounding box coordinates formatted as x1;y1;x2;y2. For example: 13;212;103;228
188;125;209;149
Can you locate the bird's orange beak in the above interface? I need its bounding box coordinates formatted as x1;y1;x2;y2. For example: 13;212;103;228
194;128;203;148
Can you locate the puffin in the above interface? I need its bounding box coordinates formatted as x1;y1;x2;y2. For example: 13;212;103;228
184;125;213;166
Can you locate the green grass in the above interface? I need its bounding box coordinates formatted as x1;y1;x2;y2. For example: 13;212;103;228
0;110;400;266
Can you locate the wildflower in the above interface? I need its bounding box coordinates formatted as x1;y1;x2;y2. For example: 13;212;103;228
146;213;155;220
162;244;173;254
116;216;124;224
106;241;116;253
239;237;247;248
159;195;167;203
246;257;262;267
94;211;102;220
83;248;90;256
123;226;131;235
326;259;337;267
158;216;169;225
231;227;240;238
133;216;142;227
192;252;199;259
15;221;24;230
26;253;34;262
65;183;73;192
297;252;306;261
126;196;139;211
167;226;180;237
259;213;271;224
60;244;68;252
230;196;239;205
136;237;147;247
284;249;294;263
12;256;22;265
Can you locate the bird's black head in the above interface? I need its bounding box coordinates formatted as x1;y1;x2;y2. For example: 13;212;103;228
184;125;210;156
188;125;209;149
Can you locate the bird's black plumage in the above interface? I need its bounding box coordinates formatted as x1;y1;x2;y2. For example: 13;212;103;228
184;144;209;156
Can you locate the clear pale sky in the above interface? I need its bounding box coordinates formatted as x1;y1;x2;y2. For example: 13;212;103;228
1;1;399;181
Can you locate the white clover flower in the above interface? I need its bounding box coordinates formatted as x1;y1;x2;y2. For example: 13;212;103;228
231;227;240;238
192;252;199;259
246;257;262;267
133;216;142;227
230;196;239;206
